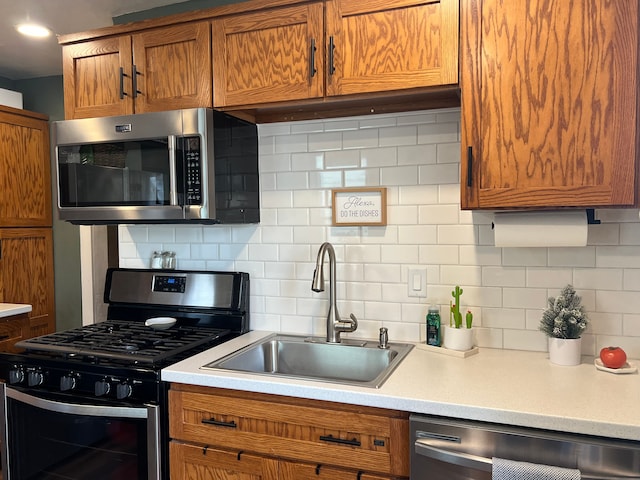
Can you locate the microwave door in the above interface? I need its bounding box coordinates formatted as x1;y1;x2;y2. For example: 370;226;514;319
56;137;185;223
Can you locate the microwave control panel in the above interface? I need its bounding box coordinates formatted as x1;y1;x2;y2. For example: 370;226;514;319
182;136;202;205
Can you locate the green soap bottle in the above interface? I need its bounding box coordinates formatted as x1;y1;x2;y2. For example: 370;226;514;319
426;305;441;346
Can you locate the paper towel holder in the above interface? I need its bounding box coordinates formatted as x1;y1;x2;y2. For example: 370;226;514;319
491;209;600;230
586;209;601;225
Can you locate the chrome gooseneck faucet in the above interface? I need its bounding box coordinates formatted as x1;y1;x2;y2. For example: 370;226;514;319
311;242;358;343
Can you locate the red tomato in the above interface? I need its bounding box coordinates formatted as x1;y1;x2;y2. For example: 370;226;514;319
599;346;627;369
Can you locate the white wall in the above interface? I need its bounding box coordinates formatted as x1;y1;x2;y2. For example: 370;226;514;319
119;108;640;358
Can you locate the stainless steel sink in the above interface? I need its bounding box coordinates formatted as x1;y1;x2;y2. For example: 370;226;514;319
202;334;414;388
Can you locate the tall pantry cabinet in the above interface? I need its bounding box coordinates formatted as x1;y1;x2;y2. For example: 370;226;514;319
0;105;56;345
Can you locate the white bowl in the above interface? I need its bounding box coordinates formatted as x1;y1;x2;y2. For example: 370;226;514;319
145;317;177;330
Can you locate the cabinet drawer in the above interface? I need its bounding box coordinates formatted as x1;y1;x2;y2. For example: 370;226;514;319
169;385;409;477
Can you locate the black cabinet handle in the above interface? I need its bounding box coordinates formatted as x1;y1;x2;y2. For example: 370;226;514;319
201;417;237;428
319;434;360;447
132;65;141;98
0;239;2;260
119;67;127;99
466;146;473;187
310;38;317;79
328;36;336;76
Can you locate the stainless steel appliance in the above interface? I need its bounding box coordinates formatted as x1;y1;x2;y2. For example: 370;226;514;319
0;268;250;480
52;108;259;225
410;415;640;479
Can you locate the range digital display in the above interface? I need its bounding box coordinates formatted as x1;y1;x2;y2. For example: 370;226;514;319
153;275;186;293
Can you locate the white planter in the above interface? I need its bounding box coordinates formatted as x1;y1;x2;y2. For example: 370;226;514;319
443;326;474;351
548;337;582;366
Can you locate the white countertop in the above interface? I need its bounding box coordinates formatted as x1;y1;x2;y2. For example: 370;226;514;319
0;303;31;319
162;331;640;441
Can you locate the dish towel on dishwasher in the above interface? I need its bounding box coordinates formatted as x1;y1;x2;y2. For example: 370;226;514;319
492;458;581;480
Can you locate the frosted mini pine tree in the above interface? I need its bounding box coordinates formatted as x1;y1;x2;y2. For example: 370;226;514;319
539;285;588;339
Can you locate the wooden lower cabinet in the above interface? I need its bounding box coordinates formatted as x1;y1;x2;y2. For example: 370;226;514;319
169;384;409;479
0;313;29;353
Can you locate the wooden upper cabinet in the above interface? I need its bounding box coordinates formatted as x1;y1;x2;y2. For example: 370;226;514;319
0;107;52;227
63;36;134;119
212;3;325;107
132;22;212;113
461;0;640;209
62;22;212;119
212;0;459;108
325;0;459;97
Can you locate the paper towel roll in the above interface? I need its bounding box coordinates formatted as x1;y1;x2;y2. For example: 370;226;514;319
492;211;588;247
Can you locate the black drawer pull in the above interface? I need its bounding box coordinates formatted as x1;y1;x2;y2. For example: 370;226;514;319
319;434;360;447
201;417;237;428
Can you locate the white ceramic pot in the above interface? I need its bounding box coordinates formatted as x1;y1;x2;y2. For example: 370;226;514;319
443;326;474;351
548;337;582;366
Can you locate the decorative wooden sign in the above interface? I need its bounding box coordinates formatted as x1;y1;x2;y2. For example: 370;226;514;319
331;187;387;226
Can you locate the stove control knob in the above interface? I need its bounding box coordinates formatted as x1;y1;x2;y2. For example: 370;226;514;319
116;382;133;400
60;374;78;392
27;370;44;387
94;379;111;397
8;367;25;385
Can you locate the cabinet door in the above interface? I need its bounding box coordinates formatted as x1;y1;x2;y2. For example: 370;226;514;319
132;22;212;113
0;228;55;337
170;442;279;479
0;109;51;227
62;37;134;119
461;0;639;209
326;0;459;97
212;3;324;107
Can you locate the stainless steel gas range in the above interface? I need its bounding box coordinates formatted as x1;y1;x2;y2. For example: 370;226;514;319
0;268;250;480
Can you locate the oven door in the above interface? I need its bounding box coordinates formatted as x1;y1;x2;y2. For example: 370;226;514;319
0;384;160;480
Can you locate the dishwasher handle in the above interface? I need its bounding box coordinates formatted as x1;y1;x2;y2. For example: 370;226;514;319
415;438;491;472
414;438;640;480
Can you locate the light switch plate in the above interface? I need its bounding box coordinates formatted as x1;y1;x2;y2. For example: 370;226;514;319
407;268;427;297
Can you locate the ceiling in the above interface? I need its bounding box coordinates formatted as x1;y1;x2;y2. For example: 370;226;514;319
0;0;191;80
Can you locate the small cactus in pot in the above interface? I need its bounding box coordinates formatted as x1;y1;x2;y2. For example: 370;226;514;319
450;285;473;329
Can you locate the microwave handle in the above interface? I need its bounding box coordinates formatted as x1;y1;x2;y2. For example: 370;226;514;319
168;135;178;206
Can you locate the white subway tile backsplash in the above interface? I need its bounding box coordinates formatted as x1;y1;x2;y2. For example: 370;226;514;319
418;122;459;145
419;204;460;224
380;165;419;185
308;131;343;151
379;125;418;147
418;163;460;185
482;266;525;287
398;144;436;165
276;171;309;190
525;267;572;288
343;129;379;150
118;108;640;353
309;170;343;188
361;147;397;167
275;133;308;154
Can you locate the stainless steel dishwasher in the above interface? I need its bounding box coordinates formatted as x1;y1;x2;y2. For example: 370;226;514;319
410;415;640;479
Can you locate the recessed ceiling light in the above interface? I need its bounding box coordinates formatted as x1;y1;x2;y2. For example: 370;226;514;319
16;23;51;38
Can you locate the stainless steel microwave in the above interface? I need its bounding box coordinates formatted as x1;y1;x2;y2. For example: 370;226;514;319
52;108;259;225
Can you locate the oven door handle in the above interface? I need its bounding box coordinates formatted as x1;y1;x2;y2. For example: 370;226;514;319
5;386;150;418
414;439;638;480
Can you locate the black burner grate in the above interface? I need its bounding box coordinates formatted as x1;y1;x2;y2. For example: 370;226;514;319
16;320;231;365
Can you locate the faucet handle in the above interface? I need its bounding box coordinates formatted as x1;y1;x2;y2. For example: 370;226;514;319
378;327;389;349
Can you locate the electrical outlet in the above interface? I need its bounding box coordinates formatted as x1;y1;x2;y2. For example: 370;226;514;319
407;268;427;297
